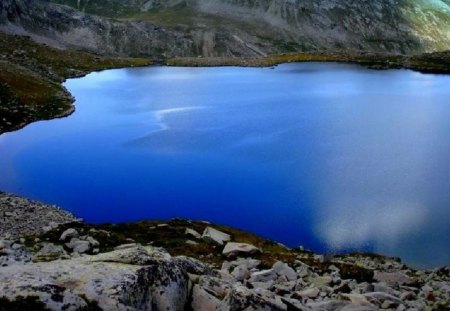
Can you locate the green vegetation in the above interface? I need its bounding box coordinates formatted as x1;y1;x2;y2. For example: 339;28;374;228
167;51;450;74
0;33;151;134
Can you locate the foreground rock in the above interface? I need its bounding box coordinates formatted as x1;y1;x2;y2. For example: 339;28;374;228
0;245;211;310
0;194;449;310
222;242;261;258
0;192;79;238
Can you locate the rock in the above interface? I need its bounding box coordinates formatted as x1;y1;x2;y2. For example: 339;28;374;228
114;243;139;250
191;284;222;311
202;227;231;245
373;271;413;287
65;238;90;254
0;193;78;238
59;228;79;241
0;246;192;310
250;269;278;283
272;261;298;281
231;264;250;281
342;294;370;305
185;228;201;239
293;287;320;299
219;285;287;311
222;242;261;258
313;276;333;288
306;300;349;310
34;243;68;261
363;292;403;306
186;240;199;245
86;236;100;247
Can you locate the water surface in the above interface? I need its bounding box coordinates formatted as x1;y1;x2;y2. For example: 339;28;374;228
1;63;450;268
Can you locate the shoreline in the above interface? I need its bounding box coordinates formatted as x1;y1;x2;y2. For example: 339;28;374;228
0;191;449;310
0;32;449;136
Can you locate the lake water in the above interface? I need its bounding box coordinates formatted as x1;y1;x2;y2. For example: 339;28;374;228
1;63;450;268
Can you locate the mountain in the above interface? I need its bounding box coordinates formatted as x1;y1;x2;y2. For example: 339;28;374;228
1;0;450;58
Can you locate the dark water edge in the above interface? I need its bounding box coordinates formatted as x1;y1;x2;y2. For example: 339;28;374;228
1;63;450;268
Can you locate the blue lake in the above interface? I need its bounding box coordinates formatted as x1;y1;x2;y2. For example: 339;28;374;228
1;63;450;268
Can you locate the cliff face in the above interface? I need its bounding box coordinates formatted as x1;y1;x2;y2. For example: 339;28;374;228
48;0;450;55
2;0;450;57
0;0;195;58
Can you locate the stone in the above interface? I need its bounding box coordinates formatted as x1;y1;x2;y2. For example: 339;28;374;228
249;269;278;283
0;246;192;310
363;292;403;306
294;287;320;299
222;242;261;258
86;236;100;247
66;238;91;254
185;228;201;239
202;227;231;245
59;228;79;241
272;261;298;281
373;271;413;287
186;240;199;245
219;285;287;311
231;264;250;281
313;276;333;288
191;285;221;311
35;243;68;261
342;294;369;305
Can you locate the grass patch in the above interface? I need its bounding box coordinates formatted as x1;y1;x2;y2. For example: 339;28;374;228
0;32;151;134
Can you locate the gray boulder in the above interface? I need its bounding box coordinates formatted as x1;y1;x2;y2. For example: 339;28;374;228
65;238;91;254
0;245;198;310
202;227;231;245
272;261;298;281
59;228;79;241
222;242;261;259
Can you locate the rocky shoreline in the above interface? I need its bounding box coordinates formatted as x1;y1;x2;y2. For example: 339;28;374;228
0;192;449;310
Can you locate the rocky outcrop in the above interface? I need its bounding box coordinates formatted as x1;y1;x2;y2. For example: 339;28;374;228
0;245;210;310
2;0;450;58
0;0;194;58
42;0;450;54
0;192;79;238
0;194;449;310
1;229;450;310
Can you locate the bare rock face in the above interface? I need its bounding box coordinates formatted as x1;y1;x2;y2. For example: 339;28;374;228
0;245;211;310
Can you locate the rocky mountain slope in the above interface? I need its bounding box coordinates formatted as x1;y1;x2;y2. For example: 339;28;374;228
0;192;449;310
41;0;450;56
2;0;450;58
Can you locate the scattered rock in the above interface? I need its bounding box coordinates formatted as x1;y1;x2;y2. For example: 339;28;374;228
185;228;202;239
222;242;261;258
202;227;231;245
59;228;79;241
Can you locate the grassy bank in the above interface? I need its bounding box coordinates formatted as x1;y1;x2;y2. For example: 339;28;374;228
1;31;449;135
167;51;450;73
0;33;151;135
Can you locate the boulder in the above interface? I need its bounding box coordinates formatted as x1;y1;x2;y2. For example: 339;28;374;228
59;228;79;241
272;261;298;281
293;287;320;299
34;243;68;261
191;285;222;311
222;242;261;258
202;227;231;245
231;264;250;281
65;238;91;254
373;271;413;287
250;269;278;283
219;285;287;311
185;228;202;239
0;246;194;310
